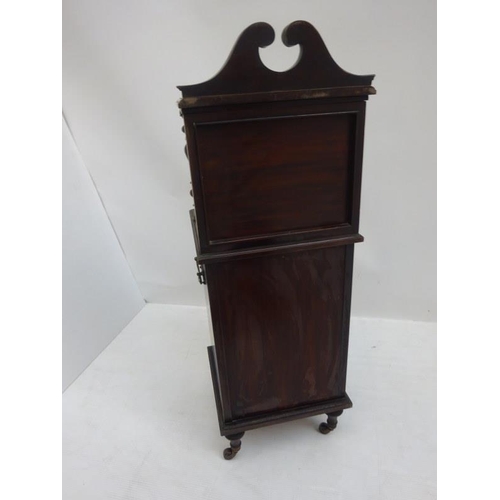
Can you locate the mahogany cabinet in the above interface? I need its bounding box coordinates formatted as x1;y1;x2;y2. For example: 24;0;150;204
177;21;375;459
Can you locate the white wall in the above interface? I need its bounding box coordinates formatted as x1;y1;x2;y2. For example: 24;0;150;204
62;0;436;321
62;117;144;391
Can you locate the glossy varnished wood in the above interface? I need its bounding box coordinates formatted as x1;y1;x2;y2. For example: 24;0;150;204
177;20;375;456
206;246;348;420
178;86;375;109
178;21;374;98
184;99;367;254
196;112;356;242
207;346;352;435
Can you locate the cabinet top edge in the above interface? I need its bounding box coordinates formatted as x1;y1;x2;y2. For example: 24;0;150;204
178;86;376;110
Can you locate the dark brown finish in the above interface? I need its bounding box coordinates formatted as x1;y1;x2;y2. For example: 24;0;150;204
206;247;347;420
319;410;344;434
207;346;352;435
183;98;367;254
178;86;376;109
177;21;374;98
178;21;375;458
223;432;245;460
196;112;355;243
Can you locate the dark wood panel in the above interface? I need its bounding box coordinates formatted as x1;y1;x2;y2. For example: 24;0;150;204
196;113;356;243
177;21;374;98
206;246;347;420
184;100;366;254
208;345;353;435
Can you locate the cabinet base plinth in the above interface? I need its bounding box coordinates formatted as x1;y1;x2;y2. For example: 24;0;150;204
208;345;352;457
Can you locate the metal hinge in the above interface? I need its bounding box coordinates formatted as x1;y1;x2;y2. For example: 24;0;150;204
196;263;206;285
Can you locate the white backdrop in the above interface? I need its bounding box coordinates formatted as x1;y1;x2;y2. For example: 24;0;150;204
62;0;436;321
62;117;144;390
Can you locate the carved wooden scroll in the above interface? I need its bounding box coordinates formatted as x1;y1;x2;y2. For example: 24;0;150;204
178;21;375;107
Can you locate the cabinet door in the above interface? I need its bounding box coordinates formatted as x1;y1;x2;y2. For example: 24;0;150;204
206;245;352;420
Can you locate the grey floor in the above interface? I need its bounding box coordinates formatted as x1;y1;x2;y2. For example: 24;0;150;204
63;304;436;500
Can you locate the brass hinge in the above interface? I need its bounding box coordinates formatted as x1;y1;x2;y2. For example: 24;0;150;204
196;263;206;285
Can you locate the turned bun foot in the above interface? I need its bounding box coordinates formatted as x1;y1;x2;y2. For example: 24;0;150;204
223;447;238;460
223;432;245;460
319;422;333;434
318;410;343;434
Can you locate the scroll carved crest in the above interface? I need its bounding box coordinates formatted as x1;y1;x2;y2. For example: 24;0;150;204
178;21;375;99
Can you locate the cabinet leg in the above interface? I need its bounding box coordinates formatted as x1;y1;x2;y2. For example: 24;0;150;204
223;432;245;460
319;410;343;434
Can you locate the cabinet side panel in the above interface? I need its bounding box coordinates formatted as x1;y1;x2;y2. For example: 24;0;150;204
206;247;347;420
196;113;356;243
